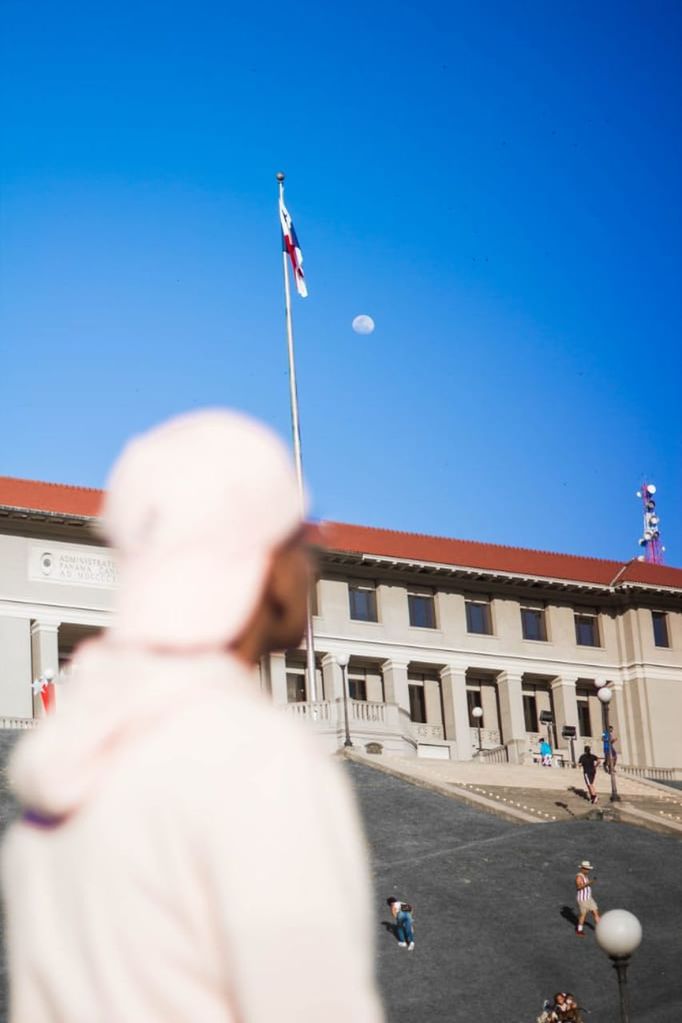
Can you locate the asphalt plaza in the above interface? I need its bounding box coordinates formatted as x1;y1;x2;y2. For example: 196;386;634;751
0;731;679;1022
347;761;682;1023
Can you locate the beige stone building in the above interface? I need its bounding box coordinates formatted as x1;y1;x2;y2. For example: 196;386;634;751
1;476;681;770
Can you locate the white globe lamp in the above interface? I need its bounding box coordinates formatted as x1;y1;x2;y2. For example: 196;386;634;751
596;909;642;1023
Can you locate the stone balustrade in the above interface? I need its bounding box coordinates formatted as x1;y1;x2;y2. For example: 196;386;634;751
350;700;386;723
283;700;334;722
410;722;445;741
469;726;501;748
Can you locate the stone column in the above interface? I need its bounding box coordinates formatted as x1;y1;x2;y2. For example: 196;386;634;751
321;654;344;703
381;661;410;715
268;652;288;706
497;670;527;762
440;666;472;760
551;676;579;754
30;620;60;717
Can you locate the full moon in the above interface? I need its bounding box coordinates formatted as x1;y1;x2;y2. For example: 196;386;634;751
352;314;375;335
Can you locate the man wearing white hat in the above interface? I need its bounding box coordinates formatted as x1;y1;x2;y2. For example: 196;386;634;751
575;860;601;937
2;410;384;1022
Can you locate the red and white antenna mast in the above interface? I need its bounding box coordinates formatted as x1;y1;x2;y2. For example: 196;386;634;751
636;482;665;564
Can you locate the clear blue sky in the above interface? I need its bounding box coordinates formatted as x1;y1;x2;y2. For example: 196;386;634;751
1;1;680;563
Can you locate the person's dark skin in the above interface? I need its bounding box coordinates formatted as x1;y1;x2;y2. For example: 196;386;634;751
230;527;316;666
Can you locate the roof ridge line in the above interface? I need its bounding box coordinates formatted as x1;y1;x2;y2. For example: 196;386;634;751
322;519;624;568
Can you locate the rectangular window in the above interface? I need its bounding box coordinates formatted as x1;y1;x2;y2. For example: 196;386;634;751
577;700;591;738
467;689;484;727
575;612;600;647
521;606;547;642
466;600;492;635
348;583;378;622
348;676;367;701
408;683;427;723
286;672;306;703
408;592;436;629
310;582;319;617
652;611;670;648
523;694;538;733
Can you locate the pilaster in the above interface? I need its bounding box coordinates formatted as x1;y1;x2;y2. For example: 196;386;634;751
0;616;33;718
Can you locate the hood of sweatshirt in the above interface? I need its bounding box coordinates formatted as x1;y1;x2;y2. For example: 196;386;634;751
10;638;255;823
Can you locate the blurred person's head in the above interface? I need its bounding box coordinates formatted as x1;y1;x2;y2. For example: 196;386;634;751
101;409;314;663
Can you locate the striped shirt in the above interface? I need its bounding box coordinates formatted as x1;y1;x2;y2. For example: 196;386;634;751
576;874;593;901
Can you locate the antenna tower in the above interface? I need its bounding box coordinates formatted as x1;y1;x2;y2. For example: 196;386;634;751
636;482;665;564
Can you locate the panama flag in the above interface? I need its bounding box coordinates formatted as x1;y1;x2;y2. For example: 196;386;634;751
279;196;308;298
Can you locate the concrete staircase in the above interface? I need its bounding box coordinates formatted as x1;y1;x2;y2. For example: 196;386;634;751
346;750;682;834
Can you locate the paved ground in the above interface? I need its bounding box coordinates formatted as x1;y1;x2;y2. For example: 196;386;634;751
0;731;679;1022
347;761;682;1023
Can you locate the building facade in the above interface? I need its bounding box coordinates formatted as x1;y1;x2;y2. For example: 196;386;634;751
1;477;681;769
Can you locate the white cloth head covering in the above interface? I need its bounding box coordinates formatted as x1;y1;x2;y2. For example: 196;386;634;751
102;408;304;650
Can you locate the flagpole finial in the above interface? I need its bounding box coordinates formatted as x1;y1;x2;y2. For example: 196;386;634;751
276;171;285;182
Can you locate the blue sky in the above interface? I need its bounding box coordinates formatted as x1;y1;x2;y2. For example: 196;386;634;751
1;1;680;562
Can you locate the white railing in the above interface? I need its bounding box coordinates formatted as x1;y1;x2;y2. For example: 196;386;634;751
0;717;36;730
477;746;509;764
620;764;682;783
350;700;386;724
284;700;334;723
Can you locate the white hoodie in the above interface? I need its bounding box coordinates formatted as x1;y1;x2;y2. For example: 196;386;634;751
2;639;384;1023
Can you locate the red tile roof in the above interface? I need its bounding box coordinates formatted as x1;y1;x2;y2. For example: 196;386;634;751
318;521;682;591
0;476;103;518
1;476;680;591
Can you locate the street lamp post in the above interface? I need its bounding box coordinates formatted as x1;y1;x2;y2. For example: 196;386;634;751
336;654;353;749
596;909;642;1023
596;682;620;802
472;706;483;753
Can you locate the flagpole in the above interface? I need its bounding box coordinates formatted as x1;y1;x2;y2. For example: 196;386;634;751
276;171;318;705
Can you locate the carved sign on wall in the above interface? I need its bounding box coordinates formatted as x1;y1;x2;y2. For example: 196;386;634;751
29;545;118;589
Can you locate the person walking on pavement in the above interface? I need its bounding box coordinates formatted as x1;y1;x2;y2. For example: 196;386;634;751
387;897;415;950
540;737;553;767
603;726;618;773
2;410;384;1023
577;744;600;803
575;860;601;937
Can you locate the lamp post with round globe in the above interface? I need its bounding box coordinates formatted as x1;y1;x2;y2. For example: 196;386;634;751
472;706;483;753
596;909;642;1023
336;654;353;749
596;681;620;802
